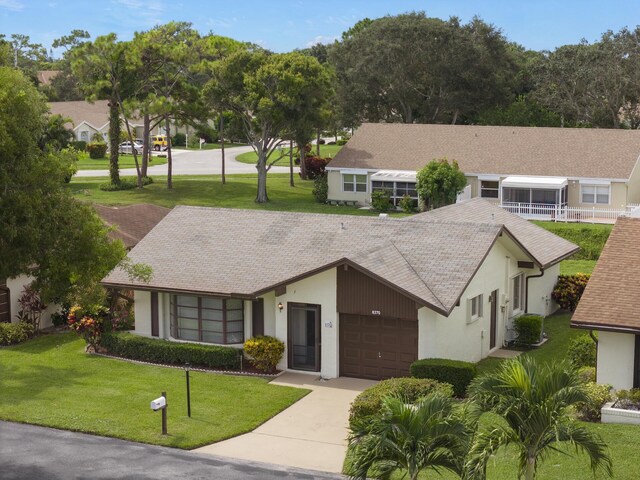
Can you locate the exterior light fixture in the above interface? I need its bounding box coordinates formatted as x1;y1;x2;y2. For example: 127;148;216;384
277;302;284;311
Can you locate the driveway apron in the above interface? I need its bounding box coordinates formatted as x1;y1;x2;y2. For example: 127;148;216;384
194;372;376;474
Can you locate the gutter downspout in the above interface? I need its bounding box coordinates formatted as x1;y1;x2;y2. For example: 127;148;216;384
525;268;545;314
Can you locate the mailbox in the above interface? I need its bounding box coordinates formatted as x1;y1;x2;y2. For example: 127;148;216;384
150;396;166;411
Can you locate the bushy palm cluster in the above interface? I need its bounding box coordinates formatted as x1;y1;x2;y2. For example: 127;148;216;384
347;357;613;480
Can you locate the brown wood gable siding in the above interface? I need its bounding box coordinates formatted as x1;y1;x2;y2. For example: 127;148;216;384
337;266;419;320
0;280;10;323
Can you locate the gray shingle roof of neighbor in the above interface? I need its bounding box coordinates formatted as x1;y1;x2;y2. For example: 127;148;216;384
409;198;580;269
102;200;578;316
572;217;640;332
326;123;640;180
93;204;172;249
48;100;142;129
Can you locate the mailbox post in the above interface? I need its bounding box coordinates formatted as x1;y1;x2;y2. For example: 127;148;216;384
150;392;168;435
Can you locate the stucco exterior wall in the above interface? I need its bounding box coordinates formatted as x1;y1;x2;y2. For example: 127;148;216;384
597;331;636;390
7;275;58;329
627;160;640;204
326;170;371;205
527;262;560;317
259;291;277;337
566;180;628;209
134;290;152;337
273;268;338;378
418;238;535;362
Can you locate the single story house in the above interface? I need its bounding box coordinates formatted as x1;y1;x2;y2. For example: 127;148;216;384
326;124;640;213
48;101;190;144
571;215;640;390
1;204;170;327
102;199;577;380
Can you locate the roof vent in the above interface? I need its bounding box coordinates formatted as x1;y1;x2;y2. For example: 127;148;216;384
379;213;388;219
491;213;495;222
341;222;345;230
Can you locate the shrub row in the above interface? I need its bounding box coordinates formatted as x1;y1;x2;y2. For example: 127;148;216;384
552;274;590;311
99;176;153;191
575;382;612;421
410;358;477;398
514;315;543;346
86;142;107;159
533;223;611;261
0;322;35;346
100;332;241;369
349;377;453;426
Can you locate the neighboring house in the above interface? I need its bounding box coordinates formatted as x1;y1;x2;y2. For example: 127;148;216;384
0;204;170;328
37;70;61;86
326;123;640;216
102;199;577;380
571;215;640;390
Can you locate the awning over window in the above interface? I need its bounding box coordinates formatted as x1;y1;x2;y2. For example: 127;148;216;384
501;176;568;189
371;170;417;182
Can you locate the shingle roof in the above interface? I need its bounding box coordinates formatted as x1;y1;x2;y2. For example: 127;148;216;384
327;123;640;180
571;217;640;332
37;70;61;86
409;198;579;269
103;201;576;316
48;100;141;129
94;204;171;249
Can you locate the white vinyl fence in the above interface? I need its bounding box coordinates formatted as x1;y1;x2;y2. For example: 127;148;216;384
499;202;632;223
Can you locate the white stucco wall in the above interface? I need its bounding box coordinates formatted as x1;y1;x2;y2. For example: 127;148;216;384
134;290;152;337
260;291;277;337
7;275;58;329
597;331;636;390
527;262;560;317
273;268;338;378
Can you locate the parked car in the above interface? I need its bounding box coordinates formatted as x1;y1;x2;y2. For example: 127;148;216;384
118;141;144;155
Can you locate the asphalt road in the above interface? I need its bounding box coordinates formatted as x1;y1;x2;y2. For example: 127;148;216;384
74;145;298;177
0;421;343;480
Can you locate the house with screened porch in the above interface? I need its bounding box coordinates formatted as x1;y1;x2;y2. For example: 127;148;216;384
326;123;640;221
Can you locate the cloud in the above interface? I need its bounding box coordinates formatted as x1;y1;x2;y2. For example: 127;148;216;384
306;35;338;47
0;0;24;11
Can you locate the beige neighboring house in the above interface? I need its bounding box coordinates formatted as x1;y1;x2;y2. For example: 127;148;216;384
102;199;577;381
326;124;640;219
0;204;170;329
571;215;640;390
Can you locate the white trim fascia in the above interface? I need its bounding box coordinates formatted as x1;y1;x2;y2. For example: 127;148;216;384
73;120;102;132
466;172;630;183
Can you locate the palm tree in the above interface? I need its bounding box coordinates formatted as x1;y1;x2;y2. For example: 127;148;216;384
347;394;475;480
466;357;613;480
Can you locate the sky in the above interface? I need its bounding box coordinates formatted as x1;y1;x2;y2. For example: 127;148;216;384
2;0;640;55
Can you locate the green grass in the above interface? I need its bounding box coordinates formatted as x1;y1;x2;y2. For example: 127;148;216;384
69;173;406;217
77;155;168;170
560;259;596;275
0;333;307;449
235;144;343;166
533;221;612;260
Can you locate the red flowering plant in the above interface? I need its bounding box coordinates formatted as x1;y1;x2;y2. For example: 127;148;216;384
68;305;109;352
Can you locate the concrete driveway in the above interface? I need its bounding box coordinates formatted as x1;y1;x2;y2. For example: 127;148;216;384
75;146;298;177
0;421;340;480
194;372;376;474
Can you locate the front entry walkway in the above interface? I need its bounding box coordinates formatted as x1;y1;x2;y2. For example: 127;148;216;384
194;372;376;474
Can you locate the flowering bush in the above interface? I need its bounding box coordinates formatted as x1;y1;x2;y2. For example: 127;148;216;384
68;305;108;351
552;274;590;311
243;336;285;372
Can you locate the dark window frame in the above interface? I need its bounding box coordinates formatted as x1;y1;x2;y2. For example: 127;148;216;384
170;294;244;345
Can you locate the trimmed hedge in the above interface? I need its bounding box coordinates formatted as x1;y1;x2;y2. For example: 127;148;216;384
410;358;477;398
514;314;543;346
100;332;241;369
349;377;453;426
0;322;35;346
86;142;107;159
568;334;597;368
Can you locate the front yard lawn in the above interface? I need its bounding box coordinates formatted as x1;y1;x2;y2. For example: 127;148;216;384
0;333;308;449
77;154;168;170
69;173;405;216
235;144;343;166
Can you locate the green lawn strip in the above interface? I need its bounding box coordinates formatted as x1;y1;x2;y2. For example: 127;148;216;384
235;144;343;166
532;221;612;260
0;333;308;449
560;259;597;275
69;173;406;217
77;155;168;170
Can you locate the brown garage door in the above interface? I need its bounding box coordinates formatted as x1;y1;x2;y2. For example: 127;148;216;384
340;314;417;380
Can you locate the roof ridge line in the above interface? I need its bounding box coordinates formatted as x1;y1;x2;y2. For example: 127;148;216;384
387;241;446;311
